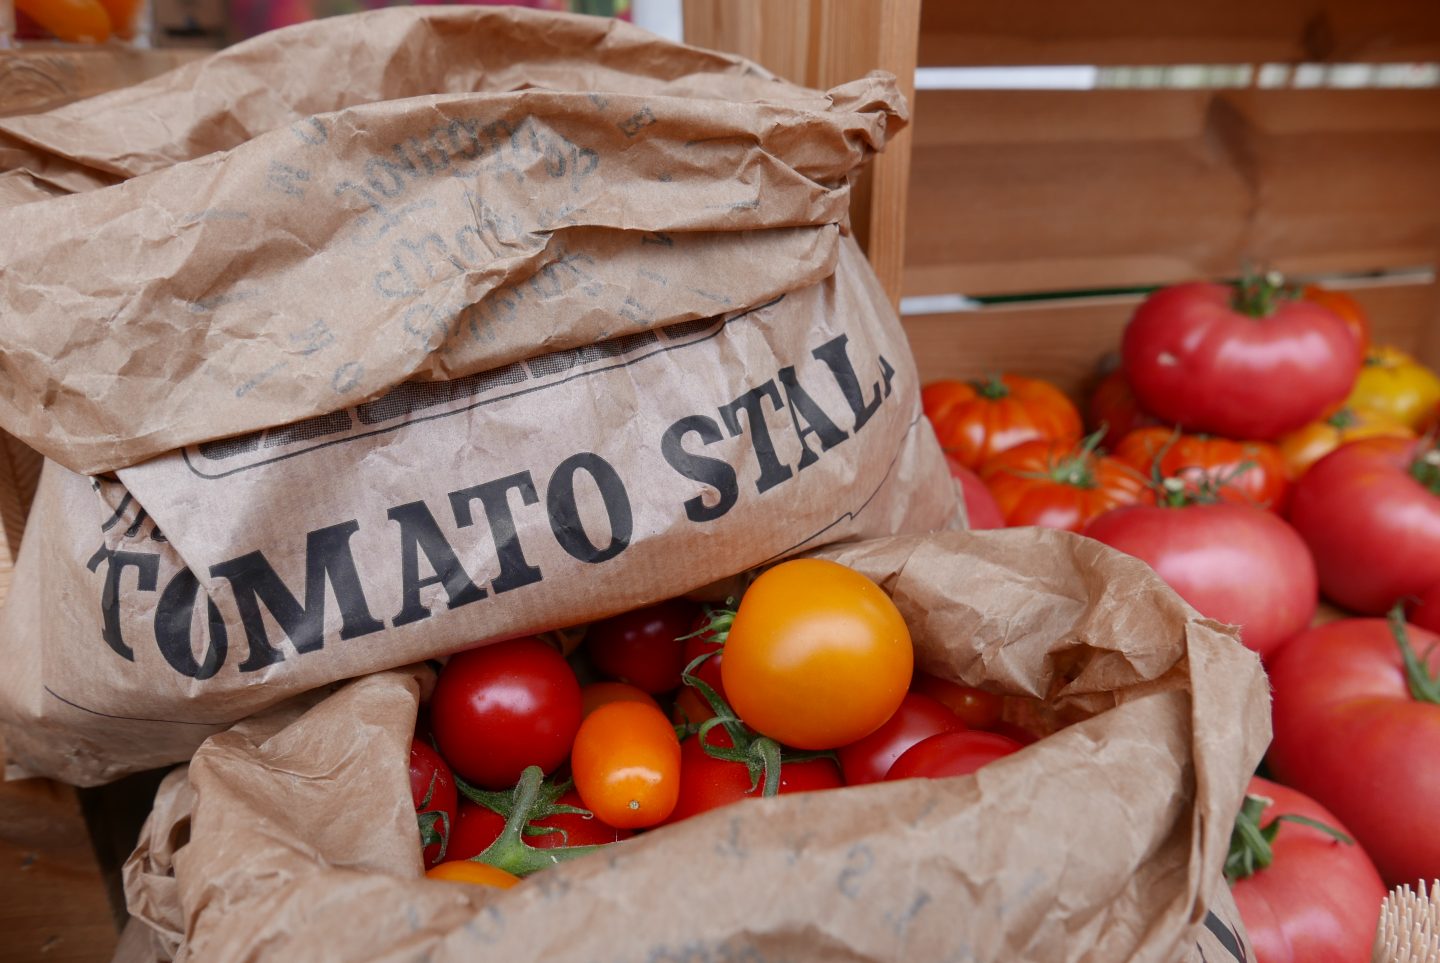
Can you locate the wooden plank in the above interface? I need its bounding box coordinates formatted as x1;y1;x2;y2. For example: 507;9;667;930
0;48;204;118
905;87;1440;298
918;0;1440;67
682;0;920;309
901;276;1440;399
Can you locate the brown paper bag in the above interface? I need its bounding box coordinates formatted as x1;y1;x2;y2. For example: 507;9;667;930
122;530;1267;962
0;8;958;785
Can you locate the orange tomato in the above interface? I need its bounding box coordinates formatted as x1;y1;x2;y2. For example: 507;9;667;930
579;681;659;719
95;0;140;35
425;860;521;889
1277;407;1414;479
571;701;680;829
721;559;913;750
1302;285;1370;353
922;375;1082;470
1343;345;1440;429
15;0;111;41
980;438;1152;532
1112;427;1290;512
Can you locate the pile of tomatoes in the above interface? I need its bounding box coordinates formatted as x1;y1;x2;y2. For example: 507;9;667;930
923;272;1440;963
411;558;1034;889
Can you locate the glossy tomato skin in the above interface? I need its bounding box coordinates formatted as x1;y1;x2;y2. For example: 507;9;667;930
1287;437;1440;613
1122;282;1361;440
923;375;1082;470
1267;618;1440;885
665;728;844;824
447;800;505;861
586;598;700;694
409;739;459;868
1087;369;1164;449
980;439;1152;532
528;789;634;849
1113;427;1290;512
722;559;913;750
1231;776;1386;963
1276;406;1412;480
425;860;520;889
944;455;1005;529
1084;503;1316;659
579;681;660;719
911;673;1003;729
885;730;1023;780
1301;285;1370;352
430;637;583;789
571;701;681;828
837;693;965;785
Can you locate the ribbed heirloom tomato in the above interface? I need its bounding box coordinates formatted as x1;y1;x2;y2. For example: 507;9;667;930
980;438;1151;532
1113;427;1289;512
922;375;1082;469
1343;345;1440;428
1087;369;1163;449
1276;406;1412;480
721;559;913;750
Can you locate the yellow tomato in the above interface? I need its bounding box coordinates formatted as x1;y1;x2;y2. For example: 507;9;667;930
1344;345;1440;429
425;860;521;889
15;0;111;41
1278;407;1414;479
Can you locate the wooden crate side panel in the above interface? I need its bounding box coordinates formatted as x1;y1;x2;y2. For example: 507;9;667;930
918;0;1440;67
902;278;1440;399
905;88;1440;298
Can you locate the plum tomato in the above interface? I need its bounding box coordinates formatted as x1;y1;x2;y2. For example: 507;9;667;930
571;701;681;829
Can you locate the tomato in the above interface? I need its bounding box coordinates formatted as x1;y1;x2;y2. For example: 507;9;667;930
447;800;505;861
1287;437;1440;613
571;701;681;829
837;693;964;785
672;613;729;725
14;0;111;42
1228;776;1386;963
665;727;843;824
1410;580;1440;635
585;598;700;694
923;375;1082;470
1267;617;1440;885
885;730;1023;780
721;559;913;750
944;454;1005;529
409;739;459;868
1343;345;1440;429
528;789;634;848
1085;502;1316;659
1277;406;1413;480
425;860;521;889
980;438;1151;532
94;0;140;35
1113;427;1289;512
430;637;582;789
1122;278;1361;440
579;682;660;719
1301;284;1370;352
1087;369;1164;449
911;672;1003;729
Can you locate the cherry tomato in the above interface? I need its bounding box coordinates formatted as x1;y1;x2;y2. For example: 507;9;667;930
586;599;700;694
430;637;582;789
527;789;634;848
1276;405;1412;480
837;693;964;785
980;438;1152;532
425;860;521;889
911;673;1004;729
409;739;458;868
1087;369;1164;449
95;0;140;35
1113;427;1290;512
722;559;913;750
579;682;660;719
571;701;681;829
15;0;111;42
1301;284;1370;352
923;375;1082;470
446;800;504;861
886;730;1024;780
944;454;1005;529
665;727;843;824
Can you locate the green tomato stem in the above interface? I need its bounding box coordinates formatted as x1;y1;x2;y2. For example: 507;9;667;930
469;766;608;877
1388;605;1440;705
1224;793;1353;883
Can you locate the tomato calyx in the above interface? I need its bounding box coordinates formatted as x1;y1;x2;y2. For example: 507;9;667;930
1409;445;1440;496
678;604;735;646
1326;407;1358;430
1224;793;1354;883
415;770;452;864
455;766;607;876
1232;271;1294;320
970;374;1010;401
1388;605;1440;705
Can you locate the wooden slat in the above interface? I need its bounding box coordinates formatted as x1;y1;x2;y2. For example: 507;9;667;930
918;0;1440;67
902;276;1440;399
905;87;1440;298
682;0;921;309
0;48;204;119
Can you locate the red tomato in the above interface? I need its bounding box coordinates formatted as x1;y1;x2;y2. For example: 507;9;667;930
527;789;634;849
1229;776;1386;963
579;682;660;719
1122;279;1361;440
923;375;1082;470
1084;502;1316;659
571;701;681;829
665;727;843;824
1267;617;1440;885
944;454;1005;529
1301;284;1370;352
980;438;1152;532
425;860;520;889
721;559;913;750
446;800;504;861
911;672;1003;729
1287;437;1440;613
1087;369;1164;449
1113;427;1290;513
1410;580;1440;634
430;637;582;789
586;598;700;694
409;739;459;868
885;730;1023;780
837;692;964;785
